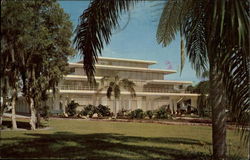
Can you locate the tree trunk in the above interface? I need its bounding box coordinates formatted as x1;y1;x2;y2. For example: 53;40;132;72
114;98;117;118
0;103;4;126
210;64;227;160
0;79;8;126
36;111;41;128
29;97;36;130
0;107;4;126
11;88;17;130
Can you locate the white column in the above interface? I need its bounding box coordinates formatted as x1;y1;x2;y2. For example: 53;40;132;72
116;99;120;112
62;98;67;114
150;99;155;110
170;97;177;114
53;95;60;110
145;97;149;110
191;97;198;108
141;97;147;110
128;100;131;110
137;97;142;109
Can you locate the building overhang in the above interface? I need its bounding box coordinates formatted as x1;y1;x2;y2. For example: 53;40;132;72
146;80;193;85
77;57;157;65
59;90;200;97
68;63;177;75
63;75;102;81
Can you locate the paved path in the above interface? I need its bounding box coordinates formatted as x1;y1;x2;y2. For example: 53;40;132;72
3;113;29;119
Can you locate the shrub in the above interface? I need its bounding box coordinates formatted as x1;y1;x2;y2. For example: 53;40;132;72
96;104;111;117
80;104;111;118
145;110;153;119
66;100;79;116
154;106;171;119
40;105;50;119
129;109;144;119
88;111;94;118
117;109;130;119
80;104;97;117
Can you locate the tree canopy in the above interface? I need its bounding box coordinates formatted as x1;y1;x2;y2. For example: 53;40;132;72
74;0;249;159
1;0;75;129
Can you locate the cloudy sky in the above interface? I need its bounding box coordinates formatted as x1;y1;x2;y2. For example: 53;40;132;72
59;1;201;83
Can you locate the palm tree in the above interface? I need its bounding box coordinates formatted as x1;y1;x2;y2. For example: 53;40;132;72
157;2;249;159
74;1;249;159
97;76;136;118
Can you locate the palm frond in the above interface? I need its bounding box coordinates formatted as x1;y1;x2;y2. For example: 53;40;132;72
95;86;108;96
201;70;209;79
106;86;113;99
113;84;121;99
100;76;110;86
221;48;249;143
183;0;209;77
157;0;194;74
120;78;136;98
180;32;185;74
208;0;249;142
74;0;138;83
156;0;189;46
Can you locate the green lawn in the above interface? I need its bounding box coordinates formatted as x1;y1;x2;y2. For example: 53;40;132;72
0;118;248;160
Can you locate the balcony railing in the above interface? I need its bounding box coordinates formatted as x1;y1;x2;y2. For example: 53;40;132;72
59;85;190;93
60;85;97;91
143;88;190;93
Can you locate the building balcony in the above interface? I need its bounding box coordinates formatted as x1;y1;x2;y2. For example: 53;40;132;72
143;88;190;93
59;85;97;91
59;85;190;94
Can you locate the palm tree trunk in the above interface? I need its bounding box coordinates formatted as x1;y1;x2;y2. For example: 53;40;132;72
29;97;36;130
210;63;227;160
11;88;17;130
114;98;117;118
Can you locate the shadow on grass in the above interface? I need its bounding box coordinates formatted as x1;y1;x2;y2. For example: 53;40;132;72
2;120;31;129
1;131;211;160
2;120;47;130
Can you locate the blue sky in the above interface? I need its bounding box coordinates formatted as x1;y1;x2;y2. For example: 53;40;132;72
59;1;201;84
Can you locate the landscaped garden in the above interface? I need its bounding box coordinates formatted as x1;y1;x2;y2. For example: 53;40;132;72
1;1;249;160
1;118;248;160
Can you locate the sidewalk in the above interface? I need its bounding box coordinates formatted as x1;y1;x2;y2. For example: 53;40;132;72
3;113;30;119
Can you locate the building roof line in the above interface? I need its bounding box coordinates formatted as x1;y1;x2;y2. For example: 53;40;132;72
77;57;157;64
147;80;193;84
68;63;177;74
63;75;102;80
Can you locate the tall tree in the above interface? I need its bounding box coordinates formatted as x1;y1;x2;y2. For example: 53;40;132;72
1;0;74;130
74;0;249;159
21;0;74;130
157;1;249;159
97;76;136;118
1;0;31;129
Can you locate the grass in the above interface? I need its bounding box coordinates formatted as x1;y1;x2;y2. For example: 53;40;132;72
1;118;248;160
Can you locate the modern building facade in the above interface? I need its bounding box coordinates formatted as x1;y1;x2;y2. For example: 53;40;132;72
16;57;199;114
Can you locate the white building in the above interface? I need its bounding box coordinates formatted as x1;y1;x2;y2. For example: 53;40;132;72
16;57;199;114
